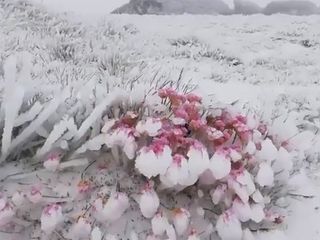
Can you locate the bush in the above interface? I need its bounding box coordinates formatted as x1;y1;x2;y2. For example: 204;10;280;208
72;88;292;239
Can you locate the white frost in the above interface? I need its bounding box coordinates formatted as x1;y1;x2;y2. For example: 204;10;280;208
209;152;231;180
216;211;243;240
93;192;129;222
187;145;210;178
139;189;160;218
160;155;189;187
135;146;172;178
256;162;274;187
210;184;227;205
232;198;252;222
91;227;102;240
152;212;169;236
250;204;265;223
256;139;278;163
172;208;190;236
41;204;63;234
69;217;92;240
136;118;162;137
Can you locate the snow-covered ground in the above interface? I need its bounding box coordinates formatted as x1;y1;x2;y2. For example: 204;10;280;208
1;0;320;239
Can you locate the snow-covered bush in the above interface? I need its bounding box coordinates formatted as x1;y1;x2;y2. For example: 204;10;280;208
170;37;242;65
0;77;305;239
97;87;298;239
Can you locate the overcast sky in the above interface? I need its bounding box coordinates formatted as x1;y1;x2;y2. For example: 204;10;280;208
32;0;129;15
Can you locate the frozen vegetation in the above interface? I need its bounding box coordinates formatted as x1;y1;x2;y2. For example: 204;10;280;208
0;0;320;240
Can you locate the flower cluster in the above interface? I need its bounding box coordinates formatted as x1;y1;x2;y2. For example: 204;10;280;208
1;89;295;239
101;88;294;239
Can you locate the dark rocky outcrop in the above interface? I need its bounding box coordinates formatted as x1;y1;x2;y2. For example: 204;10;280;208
233;0;262;15
263;1;318;15
112;0;231;15
112;0;162;15
112;0;319;15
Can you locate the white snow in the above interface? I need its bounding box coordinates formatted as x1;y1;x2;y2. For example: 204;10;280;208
135;146;172;178
232;198;252;222
209;152;231;179
256;139;278;163
93;192;130;222
139;189;160;218
136;118;162;137
172;208;190;236
1;1;320;240
40;204;64;234
187;145;210;178
256;162;275;187
151;212;169;236
216;211;243;240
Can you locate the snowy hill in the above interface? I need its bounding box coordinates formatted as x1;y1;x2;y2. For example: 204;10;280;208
113;0;232;15
113;0;319;15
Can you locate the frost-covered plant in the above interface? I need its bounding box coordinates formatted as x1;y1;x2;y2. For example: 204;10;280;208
99;88;296;239
0;80;312;239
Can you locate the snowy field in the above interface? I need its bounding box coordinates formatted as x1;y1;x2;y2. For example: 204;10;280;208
0;0;320;239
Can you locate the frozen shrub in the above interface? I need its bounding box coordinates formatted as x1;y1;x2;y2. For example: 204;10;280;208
51;43;76;62
99;88;295;239
0;81;310;239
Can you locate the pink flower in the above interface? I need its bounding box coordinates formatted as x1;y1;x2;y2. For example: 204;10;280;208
232;198;251;222
158;88;178;99
139;187;159;218
210;184;227;205
105;127;137;160
258;123;268;135
228;178;249;203
151;211;169;236
186;93;202;103
187;142;210;180
41;204;63;234
174;107;189;120
184;102;201;121
77;180;92;194
158;88;186;106
172;208;190;236
213;120;226;130
135;144;172;178
209;150;231;180
93;192;129;222
160;154;189;188
187;229;200;240
189;119;205;130
136;118;162;137
207;127;224;141
216;210;242;240
235;115;247;124
27;185;42;204
0;197;14;227
44;152;61;171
